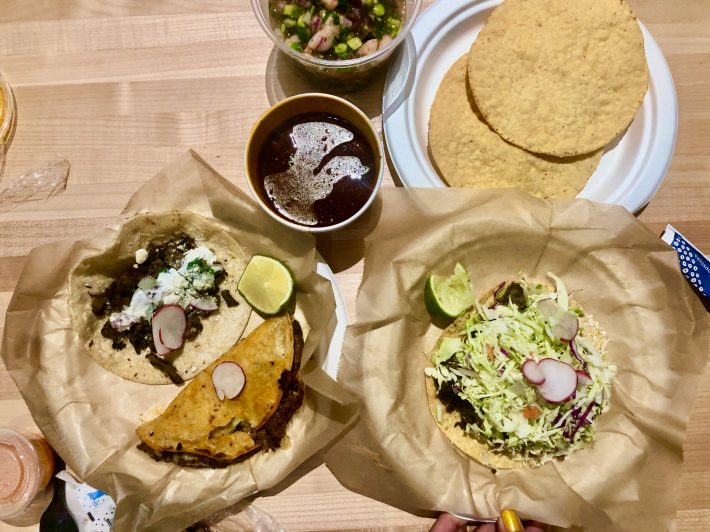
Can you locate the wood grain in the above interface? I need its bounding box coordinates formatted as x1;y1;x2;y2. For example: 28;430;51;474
0;1;708;530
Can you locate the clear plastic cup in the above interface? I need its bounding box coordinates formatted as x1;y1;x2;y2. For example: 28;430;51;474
0;429;56;526
251;0;422;87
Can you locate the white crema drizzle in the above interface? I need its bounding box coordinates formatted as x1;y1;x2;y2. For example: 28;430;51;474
264;121;370;226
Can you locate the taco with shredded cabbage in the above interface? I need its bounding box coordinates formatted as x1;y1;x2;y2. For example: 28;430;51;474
425;273;616;468
69;211;251;385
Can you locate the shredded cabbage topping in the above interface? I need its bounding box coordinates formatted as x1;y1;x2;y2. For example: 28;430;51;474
425;273;616;464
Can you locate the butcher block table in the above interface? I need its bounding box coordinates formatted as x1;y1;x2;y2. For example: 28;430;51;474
1;1;709;530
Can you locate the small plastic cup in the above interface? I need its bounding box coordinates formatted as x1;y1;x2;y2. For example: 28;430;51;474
0;429;56;526
251;0;422;87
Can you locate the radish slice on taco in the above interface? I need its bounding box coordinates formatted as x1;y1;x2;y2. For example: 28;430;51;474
68;211;251;385
136;314;304;467
425;273;615;468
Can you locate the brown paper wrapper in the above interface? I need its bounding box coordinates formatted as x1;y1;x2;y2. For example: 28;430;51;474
1;151;358;531
325;188;709;531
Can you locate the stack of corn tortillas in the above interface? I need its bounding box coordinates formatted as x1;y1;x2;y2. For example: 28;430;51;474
429;0;648;199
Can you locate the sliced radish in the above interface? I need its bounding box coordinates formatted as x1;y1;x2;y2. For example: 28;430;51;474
576;370;591;387
189;298;218;312
152;305;187;350
569;339;586;366
535;358;578;403
536;298;557;319
551;311;579;342
211;362;246;400
154;332;172;356
537;299;579;341
152;315;172;356
522;359;545;385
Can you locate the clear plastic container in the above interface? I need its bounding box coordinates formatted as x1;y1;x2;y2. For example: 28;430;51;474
0;429;56;526
252;0;422;87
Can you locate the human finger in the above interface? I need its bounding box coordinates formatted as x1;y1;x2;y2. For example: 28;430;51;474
430;512;470;532
523;520;547;532
497;509;524;532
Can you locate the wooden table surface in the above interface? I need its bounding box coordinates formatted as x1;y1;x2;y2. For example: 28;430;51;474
0;1;708;530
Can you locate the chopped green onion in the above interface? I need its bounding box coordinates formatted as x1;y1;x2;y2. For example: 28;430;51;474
334;42;349;58
283;18;297;28
296;26;310;43
372;3;385;17
386;18;401;32
347;37;363;50
283;4;302;18
298;11;312;27
289;42;304;53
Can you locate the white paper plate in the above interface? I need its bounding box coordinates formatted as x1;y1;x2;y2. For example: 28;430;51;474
383;0;678;213
316;260;348;379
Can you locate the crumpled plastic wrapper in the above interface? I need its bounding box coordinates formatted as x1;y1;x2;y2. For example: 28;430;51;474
1;150;358;531
0;157;70;213
325;188;709;531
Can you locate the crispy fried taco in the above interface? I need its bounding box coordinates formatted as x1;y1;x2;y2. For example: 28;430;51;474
136;314;304;467
69;211;251;385
425;274;616;468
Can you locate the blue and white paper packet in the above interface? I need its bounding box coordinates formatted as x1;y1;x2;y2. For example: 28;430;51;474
56;471;116;532
661;224;709;299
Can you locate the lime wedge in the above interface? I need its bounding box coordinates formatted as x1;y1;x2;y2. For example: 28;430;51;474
237;255;294;315
424;263;475;320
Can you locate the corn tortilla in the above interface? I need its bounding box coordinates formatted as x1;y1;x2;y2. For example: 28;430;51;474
68;211;251;385
425;282;607;469
429;56;602;198
467;0;648;157
137;315;302;465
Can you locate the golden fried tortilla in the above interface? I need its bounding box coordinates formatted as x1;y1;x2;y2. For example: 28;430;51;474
468;0;648;156
136;314;304;467
429;56;602;198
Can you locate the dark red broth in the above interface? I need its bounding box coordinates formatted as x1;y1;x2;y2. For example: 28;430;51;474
256;112;377;227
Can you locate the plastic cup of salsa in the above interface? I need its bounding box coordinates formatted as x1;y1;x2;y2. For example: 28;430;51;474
0;429;56;526
245;93;384;233
251;0;422;86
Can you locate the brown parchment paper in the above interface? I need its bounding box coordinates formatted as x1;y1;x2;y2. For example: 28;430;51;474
325;187;709;531
1;150;358;531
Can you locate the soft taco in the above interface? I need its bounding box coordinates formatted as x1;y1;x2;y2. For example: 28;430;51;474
425;274;616;468
136;314;304;467
69;211;251;385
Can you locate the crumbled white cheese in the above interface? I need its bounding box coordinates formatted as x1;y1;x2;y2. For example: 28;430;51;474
128;289;155;321
135;248;149;264
157;268;190;295
109;312;139;331
182;246;221;269
109;245;222;332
